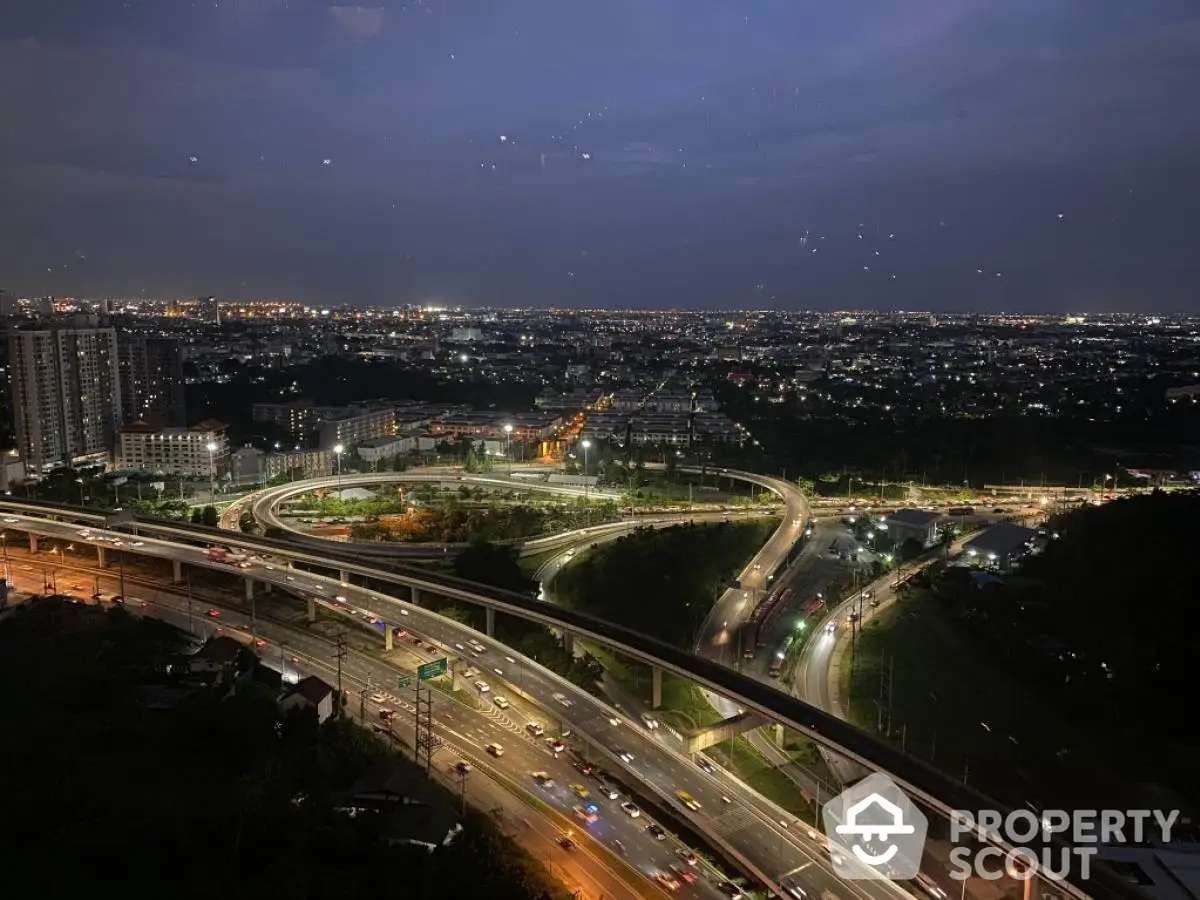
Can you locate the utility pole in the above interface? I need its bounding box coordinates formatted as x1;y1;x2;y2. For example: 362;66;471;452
333;628;348;704
359;673;372;721
886;655;895;736
457;769;470;816
186;573;195;635
416;686;436;774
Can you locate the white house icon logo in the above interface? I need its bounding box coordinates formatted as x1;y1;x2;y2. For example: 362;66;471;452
823;772;928;880
835;794;915;865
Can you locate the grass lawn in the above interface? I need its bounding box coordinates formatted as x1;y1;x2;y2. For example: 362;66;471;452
707;737;817;822
518;547;561;577
841;589;1133;808
781;733;838;789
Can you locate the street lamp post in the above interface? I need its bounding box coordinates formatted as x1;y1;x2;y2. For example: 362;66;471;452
334;443;345;494
503;424;513;475
581;439;591;496
206;441;218;500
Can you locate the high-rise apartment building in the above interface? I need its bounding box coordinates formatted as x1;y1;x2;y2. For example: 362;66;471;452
118;337;186;425
8;325;123;471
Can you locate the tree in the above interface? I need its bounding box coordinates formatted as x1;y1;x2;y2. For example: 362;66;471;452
201;505;220;527
453;541;534;595
190;508;203;524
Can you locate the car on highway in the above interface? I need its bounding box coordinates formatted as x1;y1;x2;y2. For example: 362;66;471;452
676;790;701;811
669;864;698;885
781;877;807;899
825;621;837;634
916;873;948;899
549;738;566;754
718;883;746;899
556;835;576;851
695;756;716;774
573;804;599;824
615;748;634;763
646;823;666;840
492;695;510;709
525;722;545;738
532;771;555;788
132;541;144;547
205;608;220;618
3;517;19;524
454;761;471;775
473;680;490;693
552;692;573;708
654;872;681;892
641;714;659;730
676;849;698;866
569;783;590;800
485;743;504;757
620;801;640;818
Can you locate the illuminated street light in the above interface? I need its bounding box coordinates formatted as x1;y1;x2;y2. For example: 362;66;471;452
206;441;218;499
334;443;345;492
504;423;513;474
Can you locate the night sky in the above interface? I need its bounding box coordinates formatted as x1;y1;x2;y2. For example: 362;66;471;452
1;0;1198;311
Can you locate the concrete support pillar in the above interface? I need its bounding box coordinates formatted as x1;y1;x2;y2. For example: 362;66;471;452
244;578;254;601
172;559;183;584
340;570;350;585
306;596;316;622
485;607;495;638
562;631;574;657
410;587;420;607
263;580;272;594
385;626;393;651
651;666;663;710
29;533;37;553
774;723;785;749
96;546;106;568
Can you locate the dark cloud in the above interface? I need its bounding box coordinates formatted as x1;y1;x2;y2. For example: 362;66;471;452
0;0;1197;309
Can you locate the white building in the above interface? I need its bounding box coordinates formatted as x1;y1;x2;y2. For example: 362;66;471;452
278;675;335;724
118;419;229;476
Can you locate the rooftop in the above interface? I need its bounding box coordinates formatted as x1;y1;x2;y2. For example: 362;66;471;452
885;509;942;527
964;523;1039;557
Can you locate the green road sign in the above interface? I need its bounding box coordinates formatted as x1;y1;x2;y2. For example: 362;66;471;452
418;657;448;680
397;675;413;690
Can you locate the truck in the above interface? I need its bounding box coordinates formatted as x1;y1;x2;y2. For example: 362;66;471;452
800;594;826;618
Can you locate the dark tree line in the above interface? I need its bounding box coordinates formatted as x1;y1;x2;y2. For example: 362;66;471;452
0;600;570;900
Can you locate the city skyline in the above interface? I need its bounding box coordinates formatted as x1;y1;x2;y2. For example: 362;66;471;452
1;1;1198;310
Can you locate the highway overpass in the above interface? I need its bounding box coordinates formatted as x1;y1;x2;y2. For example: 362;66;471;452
0;494;1143;900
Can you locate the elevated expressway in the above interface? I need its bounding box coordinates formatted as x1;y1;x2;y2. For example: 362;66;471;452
0;494;1140;900
237;472;724;559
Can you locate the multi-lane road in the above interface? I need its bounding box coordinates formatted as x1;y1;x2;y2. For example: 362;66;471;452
0;510;907;900
1;485;1128;900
